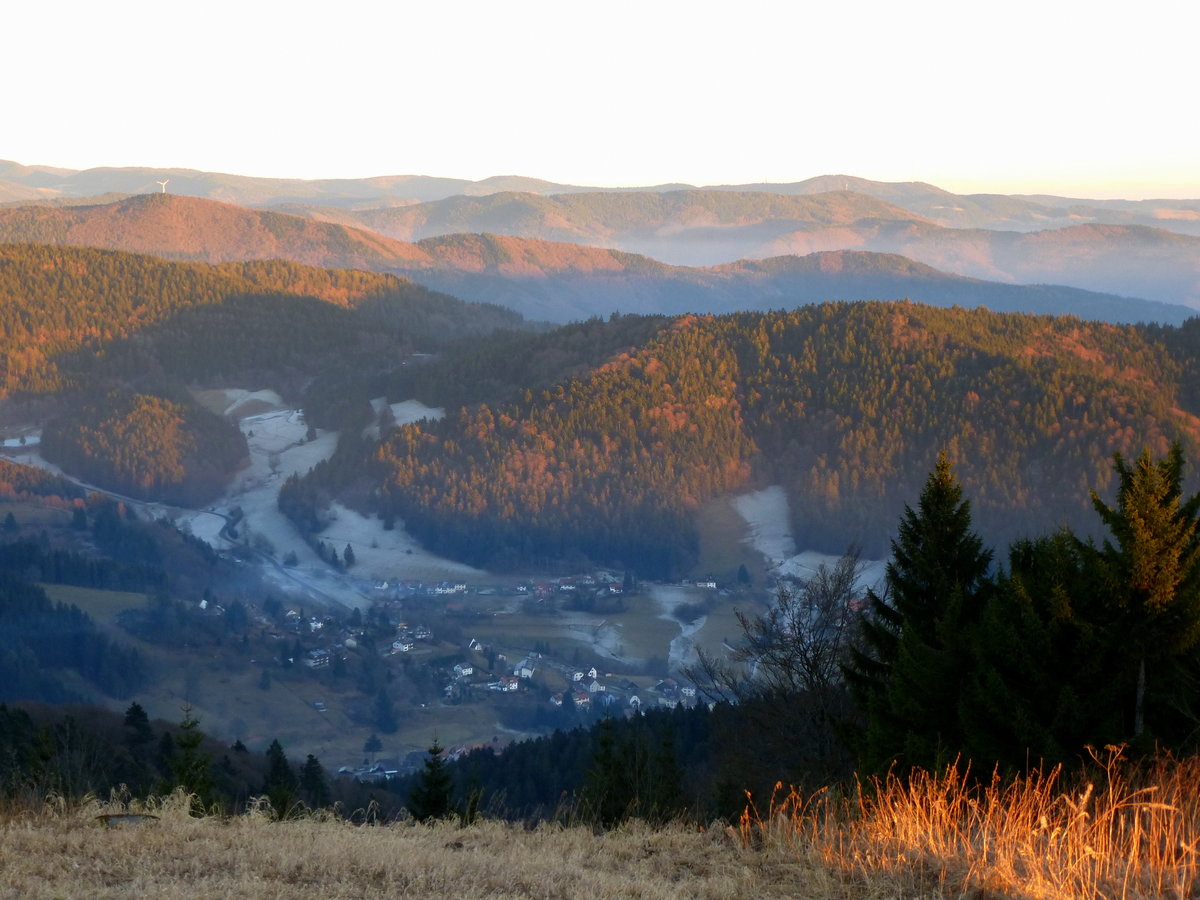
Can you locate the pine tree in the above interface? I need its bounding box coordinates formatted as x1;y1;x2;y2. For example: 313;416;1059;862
298;754;330;809
1086;443;1200;745
408;739;453;822
264;738;298;819
845;452;994;771
123;701;153;747
959;532;1126;766
581;717;626;827
169;705;215;811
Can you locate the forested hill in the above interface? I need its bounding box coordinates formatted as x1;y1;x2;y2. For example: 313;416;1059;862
0;244;525;503
0;243;523;397
0;193;436;269
284;303;1200;576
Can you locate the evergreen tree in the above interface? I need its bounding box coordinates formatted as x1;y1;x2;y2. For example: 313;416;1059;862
959;532;1125;766
1086;443;1200;745
408;739;453;822
845;452;994;771
122;702;154;747
264;738;298;819
298;754;330;809
169;705;215;810
581;717;626;827
363;733;382;760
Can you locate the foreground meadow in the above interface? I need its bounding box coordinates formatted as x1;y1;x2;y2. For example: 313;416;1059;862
4;749;1197;899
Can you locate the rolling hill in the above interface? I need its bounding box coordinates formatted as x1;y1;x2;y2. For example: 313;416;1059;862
0;193;434;269
0;243;527;501
285;302;1200;577
407;236;1195;325
761;220;1200;310
0;194;1189;326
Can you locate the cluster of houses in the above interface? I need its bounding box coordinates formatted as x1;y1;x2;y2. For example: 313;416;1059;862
445;636;700;715
370;579;469;601
390;623;434;654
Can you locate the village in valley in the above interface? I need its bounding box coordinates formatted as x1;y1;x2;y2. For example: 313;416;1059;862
0;388;879;778
241;567;723;781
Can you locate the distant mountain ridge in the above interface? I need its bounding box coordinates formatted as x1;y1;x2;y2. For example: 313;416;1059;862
3;159;1198;235
0;194;1190;326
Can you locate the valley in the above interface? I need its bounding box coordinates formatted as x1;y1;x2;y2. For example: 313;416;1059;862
2;387;845;772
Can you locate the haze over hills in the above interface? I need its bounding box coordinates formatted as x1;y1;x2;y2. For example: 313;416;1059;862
0;193;1190;326
4;159;1200;235
408;236;1195;325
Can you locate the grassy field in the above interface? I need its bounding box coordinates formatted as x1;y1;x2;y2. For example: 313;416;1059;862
39;583;147;625
0;796;831;900
5;747;1196;899
691;592;766;660
692;494;767;583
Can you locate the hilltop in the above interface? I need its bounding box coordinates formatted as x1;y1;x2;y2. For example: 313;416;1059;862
0;193;433;269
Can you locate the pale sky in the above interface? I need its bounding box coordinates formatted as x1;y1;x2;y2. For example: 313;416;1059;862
5;0;1198;198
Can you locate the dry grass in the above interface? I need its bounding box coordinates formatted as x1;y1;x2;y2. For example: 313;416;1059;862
0;791;840;900
739;746;1200;899
8;748;1200;899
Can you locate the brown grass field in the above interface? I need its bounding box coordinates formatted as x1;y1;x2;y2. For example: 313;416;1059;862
4;747;1198;899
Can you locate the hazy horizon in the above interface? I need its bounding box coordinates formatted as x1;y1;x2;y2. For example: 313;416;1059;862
5;0;1194;203
4;157;1198;203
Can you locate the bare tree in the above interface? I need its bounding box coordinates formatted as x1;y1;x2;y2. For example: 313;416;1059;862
689;547;869;702
686;548;872;786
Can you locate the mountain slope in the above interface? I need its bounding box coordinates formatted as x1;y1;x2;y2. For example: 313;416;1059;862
287;303;1200;576
0;243;526;501
0;242;521;397
0;194;434;269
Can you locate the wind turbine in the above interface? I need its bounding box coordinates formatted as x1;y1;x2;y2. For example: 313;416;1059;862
156;179;170;194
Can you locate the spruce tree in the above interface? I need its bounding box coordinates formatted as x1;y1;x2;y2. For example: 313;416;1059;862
581;717;627;827
845;452;993;771
959;532;1126;766
408;739;454;822
298;754;330;809
1086;443;1200;745
169;705;215;810
264;739;298;819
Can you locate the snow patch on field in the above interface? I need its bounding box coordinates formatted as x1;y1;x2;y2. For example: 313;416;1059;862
733;486;796;565
648;583;707;672
776;550;888;595
171;392;480;606
734;485;886;592
391;400;443;424
316;502;484;582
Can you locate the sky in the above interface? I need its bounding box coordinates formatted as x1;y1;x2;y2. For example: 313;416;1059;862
5;0;1198;198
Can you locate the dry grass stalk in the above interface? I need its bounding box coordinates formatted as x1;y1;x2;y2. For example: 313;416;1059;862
739;746;1200;899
